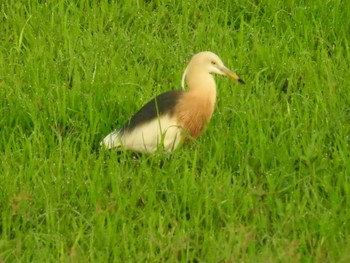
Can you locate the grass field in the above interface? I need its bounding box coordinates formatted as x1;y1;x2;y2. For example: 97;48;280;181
1;0;350;262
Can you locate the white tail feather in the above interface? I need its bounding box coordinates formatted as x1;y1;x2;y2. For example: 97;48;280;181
101;130;122;149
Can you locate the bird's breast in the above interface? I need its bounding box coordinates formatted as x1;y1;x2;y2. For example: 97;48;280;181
175;92;216;138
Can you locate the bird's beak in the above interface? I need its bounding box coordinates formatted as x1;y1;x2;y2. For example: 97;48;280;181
220;66;245;84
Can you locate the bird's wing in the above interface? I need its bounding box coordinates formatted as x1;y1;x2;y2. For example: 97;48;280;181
120;90;183;134
101;90;184;151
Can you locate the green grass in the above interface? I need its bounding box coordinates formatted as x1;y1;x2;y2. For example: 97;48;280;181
1;0;350;261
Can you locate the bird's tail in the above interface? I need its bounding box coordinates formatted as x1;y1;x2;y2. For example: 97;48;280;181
100;130;122;149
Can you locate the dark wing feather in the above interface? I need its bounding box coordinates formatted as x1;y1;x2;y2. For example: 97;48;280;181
120;90;183;134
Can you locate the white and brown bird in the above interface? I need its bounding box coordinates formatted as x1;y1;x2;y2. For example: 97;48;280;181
101;51;244;153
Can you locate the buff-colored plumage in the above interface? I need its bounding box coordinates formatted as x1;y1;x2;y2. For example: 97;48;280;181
101;51;244;153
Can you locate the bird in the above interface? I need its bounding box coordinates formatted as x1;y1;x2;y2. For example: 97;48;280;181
101;51;244;153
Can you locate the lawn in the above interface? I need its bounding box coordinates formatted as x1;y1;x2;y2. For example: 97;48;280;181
1;0;350;262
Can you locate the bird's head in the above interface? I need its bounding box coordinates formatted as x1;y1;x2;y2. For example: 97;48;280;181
181;51;245;89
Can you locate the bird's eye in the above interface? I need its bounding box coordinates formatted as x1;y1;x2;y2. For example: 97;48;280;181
211;61;217;65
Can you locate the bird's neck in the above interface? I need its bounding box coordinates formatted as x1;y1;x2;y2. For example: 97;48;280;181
187;72;217;107
177;72;217;138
